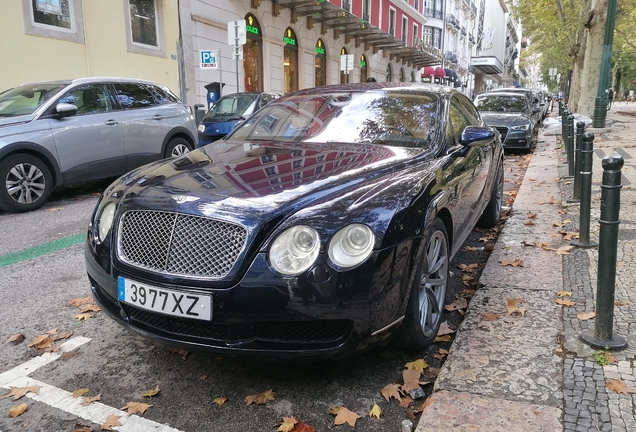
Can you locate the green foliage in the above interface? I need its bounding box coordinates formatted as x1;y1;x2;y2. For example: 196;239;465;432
613;0;636;91
592;349;611;366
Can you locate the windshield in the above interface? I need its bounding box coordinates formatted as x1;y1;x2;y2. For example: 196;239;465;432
0;83;68;118
225;91;439;148
474;95;528;113
202;94;257;121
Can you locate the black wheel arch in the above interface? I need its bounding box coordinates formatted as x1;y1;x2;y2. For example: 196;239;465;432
0;142;63;187
160;127;196;155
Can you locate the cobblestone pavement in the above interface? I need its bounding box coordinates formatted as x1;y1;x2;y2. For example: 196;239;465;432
417;104;636;432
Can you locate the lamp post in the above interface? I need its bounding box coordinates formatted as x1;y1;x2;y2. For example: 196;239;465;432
592;0;619;128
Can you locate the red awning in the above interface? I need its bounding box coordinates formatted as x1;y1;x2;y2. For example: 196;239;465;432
422;66;435;76
434;67;446;78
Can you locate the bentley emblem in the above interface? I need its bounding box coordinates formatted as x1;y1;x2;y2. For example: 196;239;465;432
171;195;200;203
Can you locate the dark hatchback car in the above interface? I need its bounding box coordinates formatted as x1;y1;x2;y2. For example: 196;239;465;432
197;92;279;146
474;92;539;152
86;82;504;359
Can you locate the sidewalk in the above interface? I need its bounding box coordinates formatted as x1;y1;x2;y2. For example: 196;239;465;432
416;103;636;432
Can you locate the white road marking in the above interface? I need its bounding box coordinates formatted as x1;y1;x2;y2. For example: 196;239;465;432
0;337;91;387
7;377;181;432
0;336;184;432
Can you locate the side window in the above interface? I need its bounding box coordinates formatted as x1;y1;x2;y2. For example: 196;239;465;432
113;84;156;109
447;101;472;147
148;85;173;105
455;94;481;125
259;94;275;109
58;84;111;115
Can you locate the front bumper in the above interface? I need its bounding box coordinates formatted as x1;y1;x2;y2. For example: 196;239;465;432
85;236;416;359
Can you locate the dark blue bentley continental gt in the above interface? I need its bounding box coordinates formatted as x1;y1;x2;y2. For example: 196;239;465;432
85;82;504;359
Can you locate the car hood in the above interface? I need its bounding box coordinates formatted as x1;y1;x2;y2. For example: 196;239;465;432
480;112;532;127
112;140;428;222
0;114;35;128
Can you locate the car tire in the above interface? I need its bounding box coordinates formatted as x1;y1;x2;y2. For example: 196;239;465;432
164;137;193;158
0;154;53;213
394;218;449;351
477;161;504;228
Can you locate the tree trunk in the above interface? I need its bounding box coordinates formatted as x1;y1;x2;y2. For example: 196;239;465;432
572;0;609;116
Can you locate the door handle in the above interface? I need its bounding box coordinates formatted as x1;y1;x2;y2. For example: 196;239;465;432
152;115;165;120
104;120;119;125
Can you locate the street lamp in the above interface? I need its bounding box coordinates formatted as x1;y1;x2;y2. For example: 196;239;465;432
593;0;619;128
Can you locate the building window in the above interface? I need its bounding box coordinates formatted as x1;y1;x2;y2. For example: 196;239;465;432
123;0;165;57
413;24;419;43
423;27;432;45
386;63;393;82
283;27;299;93
244;14;263;92
22;0;84;43
315;39;327;87
362;0;370;21
433;28;441;49
401;16;408;43
388;8;396;36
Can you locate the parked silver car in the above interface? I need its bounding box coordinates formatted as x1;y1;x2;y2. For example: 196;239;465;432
0;77;197;212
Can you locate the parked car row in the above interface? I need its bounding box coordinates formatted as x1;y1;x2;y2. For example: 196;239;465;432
0;77;197;212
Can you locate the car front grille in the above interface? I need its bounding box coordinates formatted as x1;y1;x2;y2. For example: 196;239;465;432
494;126;508;142
122;303;352;344
117;210;247;278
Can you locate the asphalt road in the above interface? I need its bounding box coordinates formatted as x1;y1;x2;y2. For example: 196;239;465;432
0;153;528;432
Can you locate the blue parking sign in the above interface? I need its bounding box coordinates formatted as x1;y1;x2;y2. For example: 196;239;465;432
200;50;218;69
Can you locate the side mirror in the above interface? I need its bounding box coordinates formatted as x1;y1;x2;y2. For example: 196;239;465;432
459;126;495;146
55;103;77;118
532;107;540;114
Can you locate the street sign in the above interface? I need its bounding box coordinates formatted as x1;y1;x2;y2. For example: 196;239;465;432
199;50;219;69
227;20;247;46
340;54;354;74
232;46;243;60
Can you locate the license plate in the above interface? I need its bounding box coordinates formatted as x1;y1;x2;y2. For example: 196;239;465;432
117;277;212;321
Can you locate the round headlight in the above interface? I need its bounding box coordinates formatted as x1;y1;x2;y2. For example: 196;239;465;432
269;226;320;275
197;124;205;133
97;202;116;241
328;224;374;268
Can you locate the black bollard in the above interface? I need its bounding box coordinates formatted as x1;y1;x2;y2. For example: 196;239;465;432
566;114;575;177
572;133;598;248
572;121;585;201
558;99;563;116
561;109;569;148
580;154;628;349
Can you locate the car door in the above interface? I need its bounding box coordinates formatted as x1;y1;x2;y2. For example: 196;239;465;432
50;83;126;184
446;96;490;236
111;83;169;171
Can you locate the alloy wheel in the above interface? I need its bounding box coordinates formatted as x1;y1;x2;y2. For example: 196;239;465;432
418;230;448;338
5;162;47;205
171;144;190;157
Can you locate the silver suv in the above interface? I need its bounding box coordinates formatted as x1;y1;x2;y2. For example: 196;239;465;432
0;77;197;212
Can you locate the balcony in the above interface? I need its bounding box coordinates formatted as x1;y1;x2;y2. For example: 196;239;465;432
444;52;458;63
468;33;475;44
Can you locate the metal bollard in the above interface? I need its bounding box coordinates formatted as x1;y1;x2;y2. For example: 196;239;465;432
194;104;205;125
580;154;628;349
561;108;569;148
566;114;575;177
572;121;585;201
401;419;414;432
571;133;598;248
558;99;563;116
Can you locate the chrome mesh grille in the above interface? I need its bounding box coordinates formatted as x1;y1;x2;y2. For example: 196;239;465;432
118;210;247;278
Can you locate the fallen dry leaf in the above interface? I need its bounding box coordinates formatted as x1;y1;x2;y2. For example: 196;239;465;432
244;390;274;405
212;397;227;406
604;352;618;364
72;388;89;398
121;401;152;415
577;312;596;321
399;395;415;408
615;300;629;306
433;348;449;360
561;232;579;241
405;359;429;372
277;416;298;432
437;322;456;336
482;313;500;321
100;414;122;430
141;385;161;398
434;335;451;343
167;347;189;360
500;259;524;267
527;211;537;219
29;334;54;349
75;313;93;321
200;375;207;380
292;420;316;432
1;386;41;401
73;424;92;432
557;291;573;297
607;379;630;395
329;406;361;427
554;299;577;306
462;246;481;252
369;403;382;419
381;383;403;402
555;246;574;255
81;395;101;406
79;304;101;313
52;331;73;341
524;220;535;226
6;333;25;344
507;298;524;315
402;369;423;393
61;351;79;360
8;403;28;417
445;298;468;312
67;297;93;307
458;263;478;273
